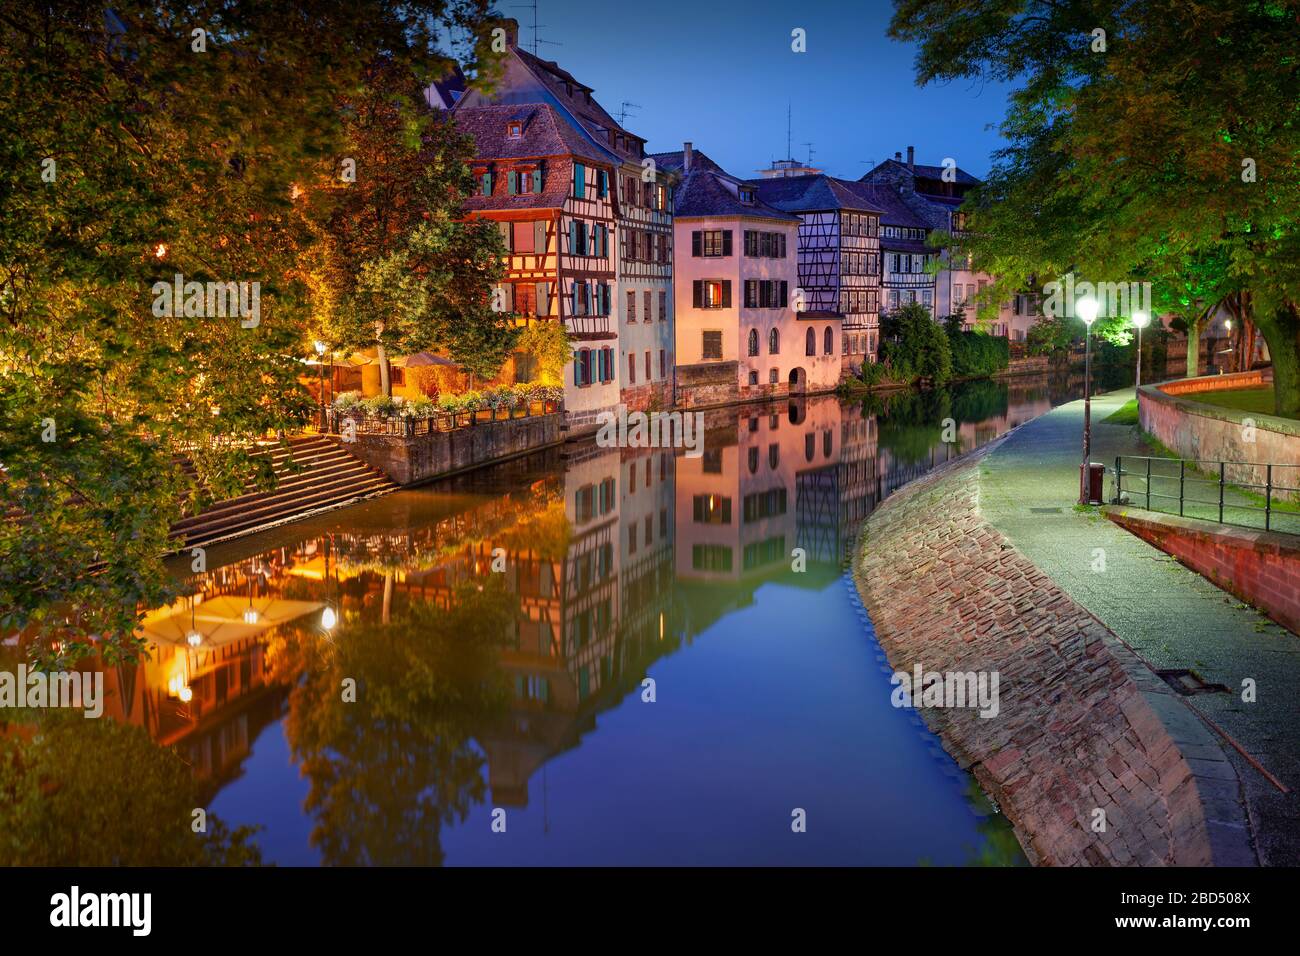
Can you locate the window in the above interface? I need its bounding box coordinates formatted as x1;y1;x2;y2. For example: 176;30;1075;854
743;230;787;258
627;290;636;322
748;447;759;473
824;327;833;355
628;523;637;554
824;429;833;457
644;291;652;324
739;185;756;204
768;443;779;469
693;230;732;257
659;350;666;379
743;488;787;522
748;370;759;385
597;169;608;198
575;348;592;387
628;353;636;384
744;279;788;308
805;433;816;462
702;330;723;360
805;328;816;356
769;368;778;385
692;494;731;525
747;328;759;356
694;279;730;309
645;350;651;381
768;328;779;354
658;291;667;322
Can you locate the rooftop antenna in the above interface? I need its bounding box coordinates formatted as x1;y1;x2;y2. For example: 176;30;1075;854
616;101;641;126
802;141;816;165
786;102;792;161
512;0;562;56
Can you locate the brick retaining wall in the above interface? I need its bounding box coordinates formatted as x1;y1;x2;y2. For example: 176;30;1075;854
853;447;1253;866
1105;508;1300;637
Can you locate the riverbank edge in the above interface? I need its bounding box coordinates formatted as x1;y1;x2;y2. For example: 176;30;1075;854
850;437;1256;866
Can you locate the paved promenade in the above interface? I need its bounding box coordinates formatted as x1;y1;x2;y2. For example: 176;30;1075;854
854;446;1253;866
980;387;1300;865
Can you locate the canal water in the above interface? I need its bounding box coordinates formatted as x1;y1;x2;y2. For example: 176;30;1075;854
59;372;1117;866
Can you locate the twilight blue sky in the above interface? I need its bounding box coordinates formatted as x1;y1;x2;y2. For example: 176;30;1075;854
499;0;1015;180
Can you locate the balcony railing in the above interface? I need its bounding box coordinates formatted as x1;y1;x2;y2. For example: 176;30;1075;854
328;400;561;438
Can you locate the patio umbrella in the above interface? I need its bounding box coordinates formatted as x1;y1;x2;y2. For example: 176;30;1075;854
138;594;325;650
392;351;458;368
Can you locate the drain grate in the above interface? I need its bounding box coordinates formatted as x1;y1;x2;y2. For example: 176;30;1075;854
1156;669;1231;696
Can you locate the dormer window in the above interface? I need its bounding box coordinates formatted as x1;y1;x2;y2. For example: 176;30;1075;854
739;186;756;204
506;121;523;139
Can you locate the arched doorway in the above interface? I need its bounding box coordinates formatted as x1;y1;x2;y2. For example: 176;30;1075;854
788;366;807;395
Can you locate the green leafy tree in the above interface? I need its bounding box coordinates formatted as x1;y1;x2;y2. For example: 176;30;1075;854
308;60;513;395
0;2;498;661
880;302;953;385
515;320;575;387
891;0;1300;415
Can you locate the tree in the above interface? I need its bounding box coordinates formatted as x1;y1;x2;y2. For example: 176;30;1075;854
892;0;1300;415
0;3;499;662
880;302;953;385
515;320;575;386
307;61;513;396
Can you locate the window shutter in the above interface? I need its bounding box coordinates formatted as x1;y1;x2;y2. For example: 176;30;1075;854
533;166;543;193
598;169;608;198
722;230;733;256
721;281;732;308
691;231;702;257
692;280;703;308
534;220;546;253
509;171;519;195
538;282;549;317
780;281;788;307
574;164;585;198
497;220;511;252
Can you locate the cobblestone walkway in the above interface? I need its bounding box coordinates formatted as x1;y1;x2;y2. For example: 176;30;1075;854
854;447;1254;867
981;388;1300;866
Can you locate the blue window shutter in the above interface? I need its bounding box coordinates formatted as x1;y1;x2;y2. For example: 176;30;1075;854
575;164;585;198
569;220;576;254
598;170;607;198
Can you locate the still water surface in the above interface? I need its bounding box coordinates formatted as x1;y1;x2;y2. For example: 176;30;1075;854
105;373;1107;865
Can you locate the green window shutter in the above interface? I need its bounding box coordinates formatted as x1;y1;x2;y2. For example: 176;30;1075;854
534;220;546;254
574;164;585;198
569;220;577;254
481;170;492;195
498;220;511;251
507;171;518;195
533;166;543;193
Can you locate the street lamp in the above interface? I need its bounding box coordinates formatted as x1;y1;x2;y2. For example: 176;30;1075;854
1076;296;1100;504
1132;310;1150;389
314;340;327;431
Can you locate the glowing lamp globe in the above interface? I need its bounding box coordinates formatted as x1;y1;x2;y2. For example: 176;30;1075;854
1075;297;1100;326
1132;311;1150;329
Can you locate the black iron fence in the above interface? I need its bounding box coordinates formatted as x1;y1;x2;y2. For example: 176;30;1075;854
327;399;561;438
1113;455;1300;534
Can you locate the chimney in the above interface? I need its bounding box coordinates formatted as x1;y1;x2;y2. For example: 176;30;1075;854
894;151;902;161
683;142;693;172
907;146;915;169
501;18;519;49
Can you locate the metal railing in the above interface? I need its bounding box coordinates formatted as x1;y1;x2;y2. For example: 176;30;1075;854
327;400;561;438
1113;455;1300;533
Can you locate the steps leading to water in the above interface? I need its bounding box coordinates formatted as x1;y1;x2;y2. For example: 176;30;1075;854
170;435;397;549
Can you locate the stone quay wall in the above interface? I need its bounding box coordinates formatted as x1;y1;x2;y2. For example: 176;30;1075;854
347;412;563;486
852;447;1254;866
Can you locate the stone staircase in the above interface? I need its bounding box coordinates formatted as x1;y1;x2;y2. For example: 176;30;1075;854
170;435;397;550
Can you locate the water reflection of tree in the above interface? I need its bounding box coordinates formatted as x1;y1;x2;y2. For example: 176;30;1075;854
0;709;261;865
950;379;1009;424
873;389;952;465
275;579;516;865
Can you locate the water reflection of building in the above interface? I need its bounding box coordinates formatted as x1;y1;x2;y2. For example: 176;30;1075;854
115;378;1067;819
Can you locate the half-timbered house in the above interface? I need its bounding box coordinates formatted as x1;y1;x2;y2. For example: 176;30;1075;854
455;103;620;434
454;19;677;418
749;176;884;372
653;145;841;405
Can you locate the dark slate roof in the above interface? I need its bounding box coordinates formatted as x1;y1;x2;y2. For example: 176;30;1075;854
426;63;466;109
848;183;930;229
747;175;885;215
651;149;798;222
863;157;981;187
513;47;645;165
